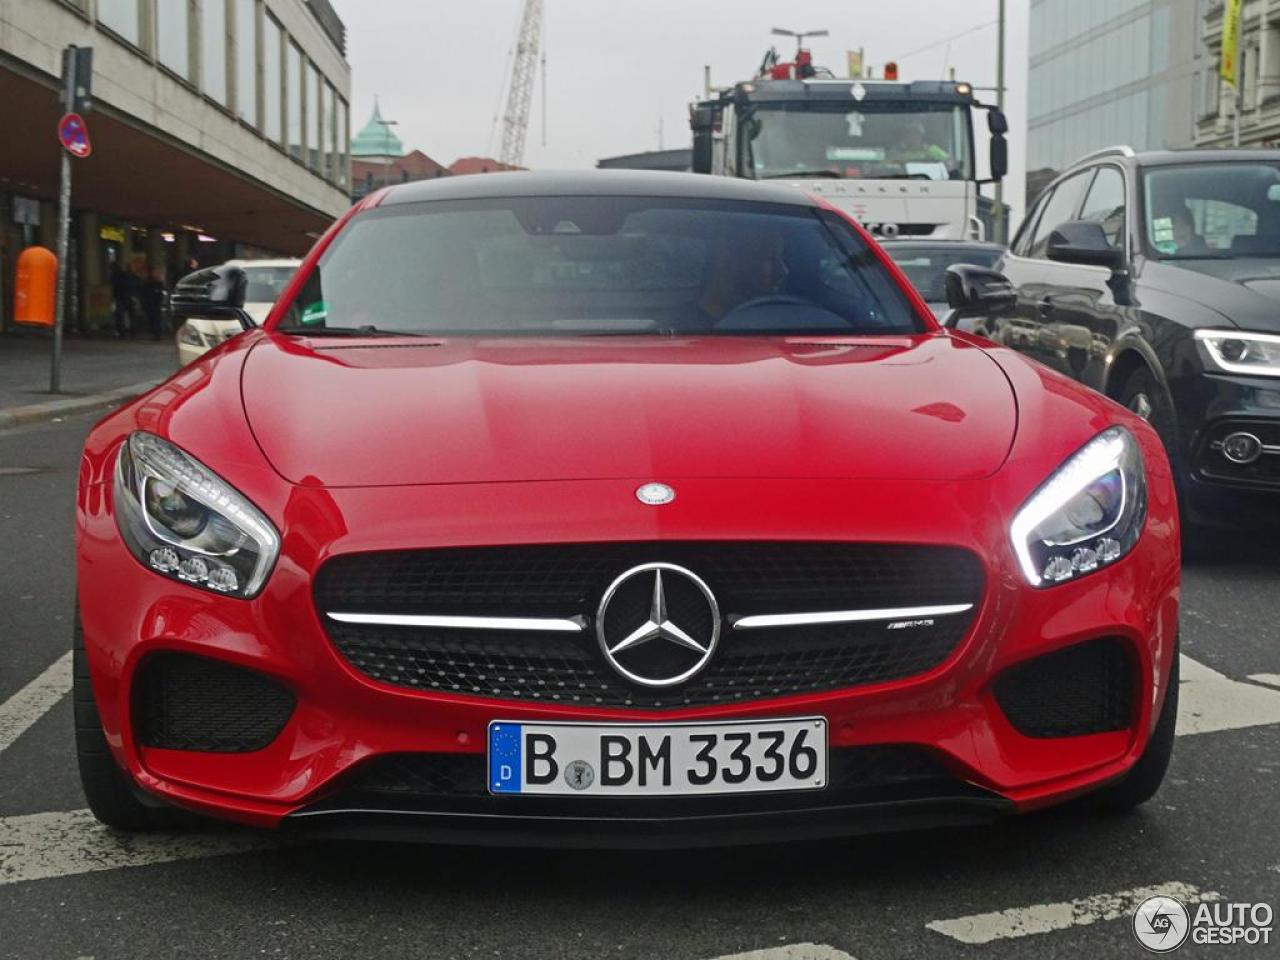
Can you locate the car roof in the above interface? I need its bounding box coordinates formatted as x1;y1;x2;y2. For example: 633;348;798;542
377;170;815;208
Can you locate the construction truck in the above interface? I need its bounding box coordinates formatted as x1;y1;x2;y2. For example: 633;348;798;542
690;49;1009;241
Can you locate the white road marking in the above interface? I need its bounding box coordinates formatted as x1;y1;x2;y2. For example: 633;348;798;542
926;881;1223;944
0;651;72;755
711;946;856;960
1177;655;1280;736
1248;673;1280;690
0;808;276;886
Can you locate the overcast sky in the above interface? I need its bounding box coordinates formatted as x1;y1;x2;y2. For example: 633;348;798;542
330;0;1029;220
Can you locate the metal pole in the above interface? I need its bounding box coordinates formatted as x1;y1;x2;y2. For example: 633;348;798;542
51;48;75;395
1235;85;1242;146
704;65;711;99
994;0;1006;244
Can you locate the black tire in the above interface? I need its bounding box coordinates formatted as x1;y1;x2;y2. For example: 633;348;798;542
74;613;171;831
1090;642;1178;812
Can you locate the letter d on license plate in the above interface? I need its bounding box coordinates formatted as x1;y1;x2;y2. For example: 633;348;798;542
488;718;826;797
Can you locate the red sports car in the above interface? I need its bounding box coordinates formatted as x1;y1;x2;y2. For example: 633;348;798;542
75;172;1180;846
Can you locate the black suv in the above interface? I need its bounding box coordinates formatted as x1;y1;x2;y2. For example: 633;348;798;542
946;146;1280;527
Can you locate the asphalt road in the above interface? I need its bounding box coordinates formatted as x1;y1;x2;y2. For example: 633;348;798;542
2;412;1278;960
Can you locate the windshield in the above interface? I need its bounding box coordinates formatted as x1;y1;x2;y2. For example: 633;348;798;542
742;102;973;182
242;266;298;303
1144;162;1280;258
885;245;1003;302
278;197;926;337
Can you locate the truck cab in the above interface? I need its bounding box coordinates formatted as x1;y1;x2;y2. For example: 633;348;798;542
692;77;1008;241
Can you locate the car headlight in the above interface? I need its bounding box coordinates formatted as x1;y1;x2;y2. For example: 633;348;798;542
176;323;207;348
1009;427;1147;587
113;432;280;598
1195;329;1280;377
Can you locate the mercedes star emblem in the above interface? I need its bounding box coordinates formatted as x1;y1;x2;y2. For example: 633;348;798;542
596;563;720;687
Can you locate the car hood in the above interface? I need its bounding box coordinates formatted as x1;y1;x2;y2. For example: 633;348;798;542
1153;257;1280;332
240;333;1017;487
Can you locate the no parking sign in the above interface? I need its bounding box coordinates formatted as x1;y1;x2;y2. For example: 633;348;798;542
57;112;91;159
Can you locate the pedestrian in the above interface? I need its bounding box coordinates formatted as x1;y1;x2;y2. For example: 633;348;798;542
110;263;137;339
141;267;168;340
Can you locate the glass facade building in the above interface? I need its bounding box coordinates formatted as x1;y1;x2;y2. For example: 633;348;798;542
1027;0;1207;201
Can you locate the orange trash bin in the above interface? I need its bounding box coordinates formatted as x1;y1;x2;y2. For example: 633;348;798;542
14;246;57;327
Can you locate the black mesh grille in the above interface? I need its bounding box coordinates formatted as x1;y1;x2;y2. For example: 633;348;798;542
133;653;295;752
993;638;1133;738
315;543;984;709
342;745;955;801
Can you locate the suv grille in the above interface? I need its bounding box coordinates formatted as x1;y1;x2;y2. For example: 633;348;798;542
315;542;984;709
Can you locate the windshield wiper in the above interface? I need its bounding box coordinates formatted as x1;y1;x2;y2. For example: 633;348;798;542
761;170;843;180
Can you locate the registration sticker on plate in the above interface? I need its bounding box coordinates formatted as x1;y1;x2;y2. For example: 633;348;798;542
488;718;827;797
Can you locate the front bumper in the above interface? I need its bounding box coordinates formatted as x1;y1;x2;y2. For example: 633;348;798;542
76;473;1180;840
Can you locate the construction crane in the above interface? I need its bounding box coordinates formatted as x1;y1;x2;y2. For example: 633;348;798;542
498;0;543;168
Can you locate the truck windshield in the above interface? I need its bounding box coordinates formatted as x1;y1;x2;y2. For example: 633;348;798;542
744;102;973;182
277;196;926;337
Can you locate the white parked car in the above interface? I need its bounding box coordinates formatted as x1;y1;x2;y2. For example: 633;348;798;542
175;259;300;366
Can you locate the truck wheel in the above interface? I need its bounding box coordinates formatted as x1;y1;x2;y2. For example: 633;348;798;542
74;613;172;831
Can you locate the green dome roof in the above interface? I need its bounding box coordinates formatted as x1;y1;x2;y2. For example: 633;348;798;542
351;102;405;158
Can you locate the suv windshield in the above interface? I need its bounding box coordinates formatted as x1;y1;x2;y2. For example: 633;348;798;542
278;197;925;336
743;102;972;182
1144;162;1280;258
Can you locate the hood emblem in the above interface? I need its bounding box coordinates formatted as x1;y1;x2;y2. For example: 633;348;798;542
635;482;675;506
596;563;720;688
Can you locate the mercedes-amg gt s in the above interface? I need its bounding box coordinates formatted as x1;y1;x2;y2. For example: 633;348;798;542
74;172;1180;846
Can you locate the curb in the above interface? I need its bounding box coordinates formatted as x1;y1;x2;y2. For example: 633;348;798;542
0;380;159;430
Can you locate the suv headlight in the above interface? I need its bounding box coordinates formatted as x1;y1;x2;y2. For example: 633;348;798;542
113;432;280;598
1010;427;1147;587
177;323;207;348
1196;329;1280;377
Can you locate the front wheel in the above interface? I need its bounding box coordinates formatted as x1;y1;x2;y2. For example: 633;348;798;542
1090;641;1178;812
74;613;172;831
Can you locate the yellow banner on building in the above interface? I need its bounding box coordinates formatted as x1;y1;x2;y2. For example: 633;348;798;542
1222;0;1242;87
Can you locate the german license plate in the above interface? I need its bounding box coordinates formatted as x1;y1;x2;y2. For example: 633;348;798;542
487;718;827;796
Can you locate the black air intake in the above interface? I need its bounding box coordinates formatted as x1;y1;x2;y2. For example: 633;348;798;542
133;653;295;752
994;638;1133;738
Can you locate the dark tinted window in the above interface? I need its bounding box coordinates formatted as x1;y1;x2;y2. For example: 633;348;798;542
1027;171;1091;258
280;197;926;336
1079;167;1126;248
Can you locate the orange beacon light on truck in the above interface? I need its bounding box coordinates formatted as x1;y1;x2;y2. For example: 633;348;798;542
14;246;57;327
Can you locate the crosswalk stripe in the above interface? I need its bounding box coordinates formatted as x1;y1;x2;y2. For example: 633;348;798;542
925;881;1223;944
1248;673;1280;690
0;651;72;755
0;808;275;886
711;946;856;960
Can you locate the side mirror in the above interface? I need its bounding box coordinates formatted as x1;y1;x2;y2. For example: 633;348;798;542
171;264;255;330
944;264;1017;326
689;103;717;175
989;133;1008;182
1046;220;1125;270
987;109;1009;135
